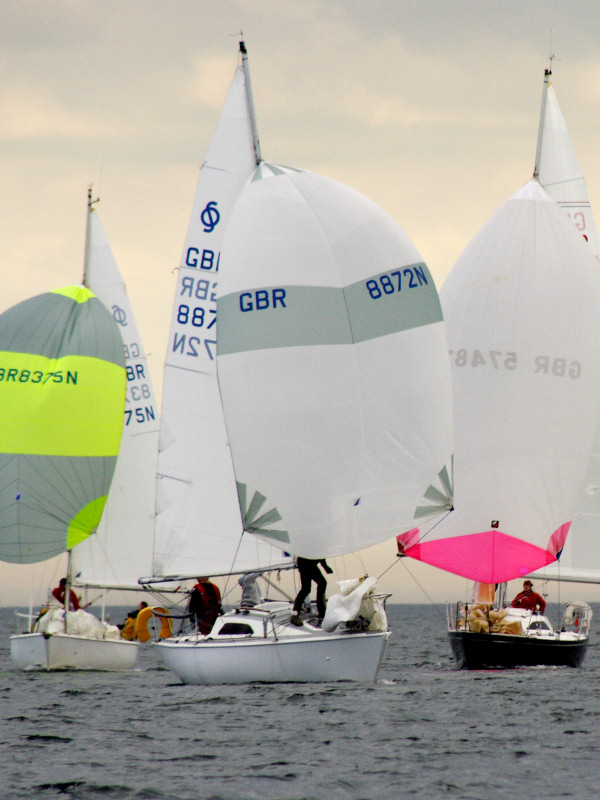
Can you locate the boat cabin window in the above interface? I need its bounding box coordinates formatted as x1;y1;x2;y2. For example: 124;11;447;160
218;622;254;636
528;620;551;632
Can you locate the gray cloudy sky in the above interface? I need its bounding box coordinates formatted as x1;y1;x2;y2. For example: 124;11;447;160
2;1;600;605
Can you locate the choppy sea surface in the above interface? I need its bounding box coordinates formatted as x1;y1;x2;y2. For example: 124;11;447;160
1;602;600;800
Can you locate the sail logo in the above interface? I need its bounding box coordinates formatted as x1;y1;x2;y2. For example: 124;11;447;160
200;201;220;233
0;367;78;385
112;304;128;327
239;289;287;312
450;349;582;378
365;266;428;299
185;248;220;271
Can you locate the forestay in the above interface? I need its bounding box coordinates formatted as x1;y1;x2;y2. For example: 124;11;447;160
70;203;160;587
216;164;454;559
154;54;289;576
401;180;600;583
0;286;126;564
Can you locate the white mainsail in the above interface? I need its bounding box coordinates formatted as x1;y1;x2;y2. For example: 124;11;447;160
153;44;290;577
534;68;600;260
70;196;160;588
532;67;600;583
400;181;600;584
216;163;454;559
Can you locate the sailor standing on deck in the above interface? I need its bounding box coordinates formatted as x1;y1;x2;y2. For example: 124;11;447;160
290;558;333;626
188;577;222;634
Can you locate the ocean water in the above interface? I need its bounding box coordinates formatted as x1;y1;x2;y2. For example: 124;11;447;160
1;602;600;800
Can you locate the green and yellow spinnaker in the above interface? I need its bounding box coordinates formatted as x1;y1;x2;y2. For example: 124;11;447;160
0;286;126;563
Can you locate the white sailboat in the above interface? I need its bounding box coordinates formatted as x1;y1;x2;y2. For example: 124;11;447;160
6;283;134;670
399;179;600;668
154;44;454;685
11;195;160;670
529;64;600;586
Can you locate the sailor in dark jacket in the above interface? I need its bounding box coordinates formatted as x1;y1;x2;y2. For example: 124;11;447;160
290;558;333;626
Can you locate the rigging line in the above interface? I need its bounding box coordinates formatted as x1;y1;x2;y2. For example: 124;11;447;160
415;507;454;543
377;553;403;582
390;556;447;623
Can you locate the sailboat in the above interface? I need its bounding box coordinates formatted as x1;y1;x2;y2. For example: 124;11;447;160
528;64;600;587
6;284;135;670
398;179;600;669
10;195;161;670
153;43;454;685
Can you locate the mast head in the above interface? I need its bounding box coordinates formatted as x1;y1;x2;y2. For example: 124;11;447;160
87;184;99;212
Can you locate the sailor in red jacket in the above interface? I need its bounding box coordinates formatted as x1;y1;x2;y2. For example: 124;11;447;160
188;577;222;634
51;578;81;611
511;580;546;614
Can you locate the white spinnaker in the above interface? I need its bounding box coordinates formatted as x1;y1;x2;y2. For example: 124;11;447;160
154;61;289;576
532;74;600;582
216;165;454;559
435;180;600;560
71;206;160;587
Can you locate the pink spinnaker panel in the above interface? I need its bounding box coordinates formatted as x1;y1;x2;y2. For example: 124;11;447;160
402;530;558;584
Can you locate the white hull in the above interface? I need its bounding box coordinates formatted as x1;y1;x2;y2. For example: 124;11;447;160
10;632;139;671
157;631;389;684
155;603;390;684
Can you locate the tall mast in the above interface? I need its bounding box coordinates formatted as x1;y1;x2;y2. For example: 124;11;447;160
239;40;262;165
533;56;554;178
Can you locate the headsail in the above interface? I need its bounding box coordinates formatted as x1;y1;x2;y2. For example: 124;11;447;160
0;286;126;563
399;180;600;583
216;163;454;559
154;43;289;577
70;194;160;588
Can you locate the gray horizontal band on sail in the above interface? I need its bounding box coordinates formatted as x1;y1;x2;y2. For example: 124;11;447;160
0;293;124;366
218;263;443;356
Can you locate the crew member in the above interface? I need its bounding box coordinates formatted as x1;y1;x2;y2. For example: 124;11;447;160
188;577;222;634
511;580;546;613
51;578;81;611
291;558;333;626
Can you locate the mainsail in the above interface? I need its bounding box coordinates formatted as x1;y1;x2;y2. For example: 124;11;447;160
0;286;126;564
70;194;160;588
153;43;290;577
534;67;600;259
398;181;600;584
216;163;454;559
531;67;600;583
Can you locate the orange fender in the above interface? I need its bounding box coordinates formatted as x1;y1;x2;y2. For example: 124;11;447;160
134;606;173;642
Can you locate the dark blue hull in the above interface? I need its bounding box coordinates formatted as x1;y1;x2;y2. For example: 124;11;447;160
448;630;588;670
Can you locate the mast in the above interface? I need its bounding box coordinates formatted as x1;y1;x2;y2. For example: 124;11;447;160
239;40;261;165
533;58;554;178
83;186;99;286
